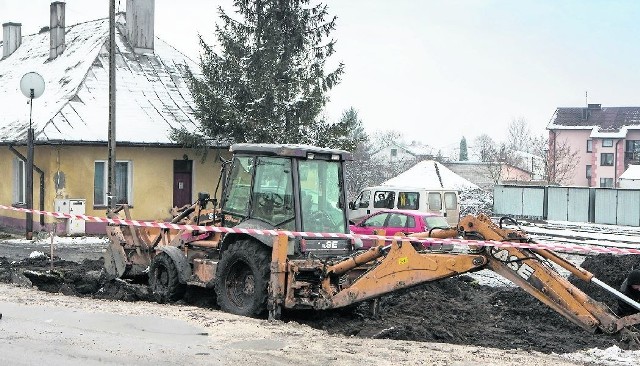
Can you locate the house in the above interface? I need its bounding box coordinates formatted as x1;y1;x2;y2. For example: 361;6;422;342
547;103;640;188
371;141;434;164
444;161;534;190
0;1;225;235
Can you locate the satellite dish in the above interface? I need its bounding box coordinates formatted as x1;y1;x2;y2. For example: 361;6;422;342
20;72;45;99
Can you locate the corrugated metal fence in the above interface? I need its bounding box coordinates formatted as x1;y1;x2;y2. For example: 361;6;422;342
493;185;640;226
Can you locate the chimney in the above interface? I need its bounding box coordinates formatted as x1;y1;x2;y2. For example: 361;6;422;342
126;0;155;54
50;1;66;59
2;22;22;58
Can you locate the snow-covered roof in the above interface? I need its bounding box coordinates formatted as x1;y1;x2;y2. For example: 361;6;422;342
0;16;200;145
382;160;479;190
547;106;640;133
620;165;640;180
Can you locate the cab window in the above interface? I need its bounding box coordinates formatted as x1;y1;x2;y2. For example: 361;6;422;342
374;191;395;209
355;190;371;208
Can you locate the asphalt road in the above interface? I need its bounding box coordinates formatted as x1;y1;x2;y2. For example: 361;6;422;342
0;301;221;365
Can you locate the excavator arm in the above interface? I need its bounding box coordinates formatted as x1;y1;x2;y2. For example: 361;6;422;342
274;214;640;335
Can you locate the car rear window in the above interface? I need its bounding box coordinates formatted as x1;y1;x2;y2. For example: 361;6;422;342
398;192;419;210
424;216;449;229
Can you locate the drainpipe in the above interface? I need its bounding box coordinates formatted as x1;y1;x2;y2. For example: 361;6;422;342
615;139;621;187
8;145;45;227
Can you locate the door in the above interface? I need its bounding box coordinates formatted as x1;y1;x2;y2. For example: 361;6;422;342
349;189;371;222
173;160;193;208
443;192;459;225
350;212;390;249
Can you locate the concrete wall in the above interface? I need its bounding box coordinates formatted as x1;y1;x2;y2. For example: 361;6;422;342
0;145;229;234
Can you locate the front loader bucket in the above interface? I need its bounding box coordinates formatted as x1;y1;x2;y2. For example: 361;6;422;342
104;227;128;278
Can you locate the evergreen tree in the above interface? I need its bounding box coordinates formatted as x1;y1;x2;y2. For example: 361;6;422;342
459;136;468;161
174;0;345;146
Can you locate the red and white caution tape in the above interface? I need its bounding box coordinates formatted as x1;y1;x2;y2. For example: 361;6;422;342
2;204;640;255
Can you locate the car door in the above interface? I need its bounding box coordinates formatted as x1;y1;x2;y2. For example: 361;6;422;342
351;212;389;248
385;213;409;236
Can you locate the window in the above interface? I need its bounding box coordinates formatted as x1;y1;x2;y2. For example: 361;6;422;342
94;161;132;206
600;178;614;188
364;213;388;227
253;157;294;228
373;191;395;209
586;140;593;153
387;214;407;228
602;139;613;147
586;165;592;179
428;192;442;210
626;140;640;153
600;153;614;166
355;190;371;209
390;148;397;157
13;158;26;204
444;192;457;210
397;192;419;210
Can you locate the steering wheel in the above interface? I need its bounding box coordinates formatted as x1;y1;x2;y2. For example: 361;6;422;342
257;192;285;209
308;210;337;230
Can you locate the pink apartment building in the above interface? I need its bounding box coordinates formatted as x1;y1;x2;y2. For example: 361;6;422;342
547;104;640;187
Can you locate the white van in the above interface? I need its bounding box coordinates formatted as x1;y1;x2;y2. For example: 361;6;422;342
348;186;460;226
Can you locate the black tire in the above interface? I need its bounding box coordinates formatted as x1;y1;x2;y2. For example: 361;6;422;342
214;239;271;317
149;253;186;303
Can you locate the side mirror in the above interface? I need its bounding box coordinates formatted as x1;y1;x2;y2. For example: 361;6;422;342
348;202;355;210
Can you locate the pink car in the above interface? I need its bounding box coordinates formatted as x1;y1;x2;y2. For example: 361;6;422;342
349;209;453;250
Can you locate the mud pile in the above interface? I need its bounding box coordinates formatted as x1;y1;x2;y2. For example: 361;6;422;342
1;253;638;354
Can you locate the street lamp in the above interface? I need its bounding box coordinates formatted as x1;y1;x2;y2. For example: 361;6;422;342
20;72;45;240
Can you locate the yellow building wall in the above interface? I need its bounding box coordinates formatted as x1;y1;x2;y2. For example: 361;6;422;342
0;144;229;232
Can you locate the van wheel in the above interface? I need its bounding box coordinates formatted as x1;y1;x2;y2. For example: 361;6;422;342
215;239;271;317
149;253;186;303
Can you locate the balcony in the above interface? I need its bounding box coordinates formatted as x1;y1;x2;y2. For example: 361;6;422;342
624;152;640;162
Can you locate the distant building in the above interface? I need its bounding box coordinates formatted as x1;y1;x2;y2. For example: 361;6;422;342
547;103;640;188
371;141;434;163
0;1;224;234
444;161;534;191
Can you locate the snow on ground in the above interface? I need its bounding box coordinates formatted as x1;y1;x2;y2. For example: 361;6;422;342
562;346;640;366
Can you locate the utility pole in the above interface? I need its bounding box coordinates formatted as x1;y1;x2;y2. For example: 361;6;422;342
107;0;117;212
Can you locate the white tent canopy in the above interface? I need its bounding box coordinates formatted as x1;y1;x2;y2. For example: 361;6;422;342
382;160;479;190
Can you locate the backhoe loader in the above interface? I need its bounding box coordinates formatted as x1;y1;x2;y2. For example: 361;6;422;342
103;143;640;337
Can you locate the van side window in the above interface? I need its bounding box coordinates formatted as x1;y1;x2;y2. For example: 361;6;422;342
444;192;457;209
374;191;395;209
356;190;371;208
428;192;442;210
398;192;419;210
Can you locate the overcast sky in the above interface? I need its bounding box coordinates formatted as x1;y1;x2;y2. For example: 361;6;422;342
2;0;640;156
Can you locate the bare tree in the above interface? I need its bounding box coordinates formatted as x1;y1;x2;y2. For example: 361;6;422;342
546;136;580;185
507;117;532;153
473;134;496;162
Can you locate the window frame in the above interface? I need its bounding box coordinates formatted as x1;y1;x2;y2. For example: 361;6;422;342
600;153;614;166
94;160;133;207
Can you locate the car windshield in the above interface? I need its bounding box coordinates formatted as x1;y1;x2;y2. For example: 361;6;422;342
424;216;450;229
299;160;346;233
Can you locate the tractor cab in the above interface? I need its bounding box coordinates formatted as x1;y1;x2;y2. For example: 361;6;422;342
220;143;354;257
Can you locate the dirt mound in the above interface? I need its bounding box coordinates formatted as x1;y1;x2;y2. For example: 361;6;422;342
1;253;638;354
296;276;619;353
569;254;640;311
